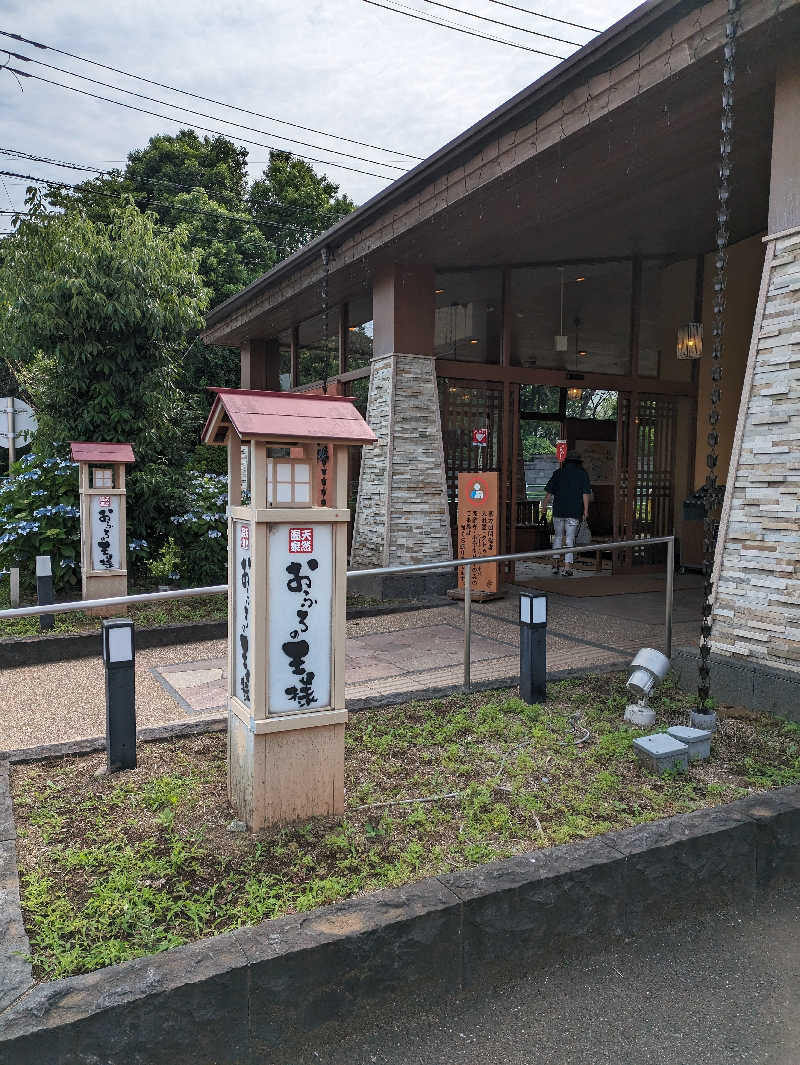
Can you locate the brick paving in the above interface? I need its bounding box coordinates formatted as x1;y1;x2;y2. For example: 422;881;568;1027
0;577;702;751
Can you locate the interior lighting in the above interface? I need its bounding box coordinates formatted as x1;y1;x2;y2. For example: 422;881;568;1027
676;323;703;359
566;387;583;401
577;350;588;357
435;288;445;294
470;338;479;344
575;276;585;282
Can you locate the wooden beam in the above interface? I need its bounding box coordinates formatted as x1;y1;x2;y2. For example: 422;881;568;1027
338;302;349;376
433;359;692;395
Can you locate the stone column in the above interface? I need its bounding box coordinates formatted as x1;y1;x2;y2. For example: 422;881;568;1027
705;56;800;711
350;262;452;596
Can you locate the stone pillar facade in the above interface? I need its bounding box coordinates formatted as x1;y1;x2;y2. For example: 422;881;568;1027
351;353;452;594
710;226;800;673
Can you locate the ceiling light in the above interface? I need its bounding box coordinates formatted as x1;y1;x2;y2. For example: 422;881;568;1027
435;288;445;294
575;276;585;282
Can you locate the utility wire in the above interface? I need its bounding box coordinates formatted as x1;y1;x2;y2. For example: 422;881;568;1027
0;167;350;243
0;148;355;227
0;29;422;161
4;50;407;172
1;66;399;181
362;0;567;56
487;0;599;33
419;0;584;45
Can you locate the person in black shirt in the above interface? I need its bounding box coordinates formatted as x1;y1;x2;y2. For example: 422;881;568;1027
543;450;591;576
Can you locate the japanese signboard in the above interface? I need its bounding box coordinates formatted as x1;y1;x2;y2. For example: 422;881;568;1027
472;427;488;447
233;520;252;707
555;440;568;463
457;472;499;595
268;522;332;714
90;495;120;571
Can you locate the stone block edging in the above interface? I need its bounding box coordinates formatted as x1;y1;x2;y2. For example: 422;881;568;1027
1;744;799;1064
0;600;450;669
672;646;800;721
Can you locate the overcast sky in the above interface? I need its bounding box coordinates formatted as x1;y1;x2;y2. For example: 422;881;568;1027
1;0;635;220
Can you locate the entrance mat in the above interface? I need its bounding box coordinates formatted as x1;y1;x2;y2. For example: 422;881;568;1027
518;575;667;597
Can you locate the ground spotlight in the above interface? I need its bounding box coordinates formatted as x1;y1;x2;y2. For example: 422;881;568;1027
624;648;670;727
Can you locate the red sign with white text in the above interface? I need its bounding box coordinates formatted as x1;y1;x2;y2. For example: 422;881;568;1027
289;527;314;553
472;427;488;447
556;440;568;463
239;524;250;550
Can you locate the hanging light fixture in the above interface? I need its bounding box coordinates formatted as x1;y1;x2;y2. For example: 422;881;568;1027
554;268;568;352
676;323;703;359
567;386;583;401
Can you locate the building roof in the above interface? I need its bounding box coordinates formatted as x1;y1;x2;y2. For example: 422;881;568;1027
201;389;377;446
69;442;135;464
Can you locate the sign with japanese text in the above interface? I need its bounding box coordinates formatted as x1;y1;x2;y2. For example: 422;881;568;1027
288;527;314;553
556;440;568;463
457;472;499;594
268;523;332;714
90;495;120;571
472;427;488;447
233;520;252;707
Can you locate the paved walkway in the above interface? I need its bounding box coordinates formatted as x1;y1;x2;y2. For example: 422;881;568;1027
0;571;702;752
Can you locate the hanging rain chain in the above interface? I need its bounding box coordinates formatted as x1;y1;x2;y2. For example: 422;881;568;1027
698;0;739;704
320;246;332;395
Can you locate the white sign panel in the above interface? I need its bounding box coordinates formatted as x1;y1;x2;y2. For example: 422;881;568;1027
90;495;121;571
0;398;37;448
268;523;332;714
233;520;252;708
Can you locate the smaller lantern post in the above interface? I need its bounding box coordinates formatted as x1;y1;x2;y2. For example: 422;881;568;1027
70;442;135;615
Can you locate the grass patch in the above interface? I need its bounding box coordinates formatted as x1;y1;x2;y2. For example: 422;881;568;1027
11;673;800;980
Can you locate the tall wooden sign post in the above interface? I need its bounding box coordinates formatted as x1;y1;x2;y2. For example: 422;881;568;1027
455;471;500;599
70;442;135;613
202;389;375;830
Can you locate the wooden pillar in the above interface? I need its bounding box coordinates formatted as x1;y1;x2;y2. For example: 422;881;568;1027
622;257;642;569
768;54;800;235
338;302;349;376
290;326;299;389
372;263;435;356
241;338;280;391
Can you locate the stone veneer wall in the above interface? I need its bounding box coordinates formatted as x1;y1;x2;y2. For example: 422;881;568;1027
351;354;452;568
710;227;800;671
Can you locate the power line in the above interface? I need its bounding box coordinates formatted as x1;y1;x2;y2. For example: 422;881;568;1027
487;0;599;33
0;29;422;162
419;0;584;45
362;0;566;56
4;50;407;172
0;166;351;242
0;147;355;227
1;66;400;182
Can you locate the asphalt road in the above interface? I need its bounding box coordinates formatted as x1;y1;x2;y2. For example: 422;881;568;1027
272;890;800;1065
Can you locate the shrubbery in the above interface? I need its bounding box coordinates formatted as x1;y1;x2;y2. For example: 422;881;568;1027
0;453;81;593
169;471;228;586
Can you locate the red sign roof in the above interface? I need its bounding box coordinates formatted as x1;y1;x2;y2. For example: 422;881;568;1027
201;389;376;446
69;442;135;464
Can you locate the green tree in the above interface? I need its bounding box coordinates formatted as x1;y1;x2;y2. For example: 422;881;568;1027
249;151;355;263
0;192;209;546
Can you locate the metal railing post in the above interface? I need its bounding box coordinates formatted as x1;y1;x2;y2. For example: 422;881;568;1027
463;563;472;690
665;536;675;658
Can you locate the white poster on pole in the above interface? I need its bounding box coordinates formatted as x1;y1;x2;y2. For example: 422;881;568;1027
233;520;252;708
268;523;332;714
90;495;121;570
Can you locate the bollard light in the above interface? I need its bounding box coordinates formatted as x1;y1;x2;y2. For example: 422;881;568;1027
519;591;547;704
102;618;136;772
35;554;54;632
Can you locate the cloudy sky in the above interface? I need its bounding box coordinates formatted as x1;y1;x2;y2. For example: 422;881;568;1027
1;0;635;220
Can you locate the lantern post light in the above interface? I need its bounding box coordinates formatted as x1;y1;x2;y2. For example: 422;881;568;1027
519;591;547;704
201;388;375;830
102;617;136;772
70;442;135;615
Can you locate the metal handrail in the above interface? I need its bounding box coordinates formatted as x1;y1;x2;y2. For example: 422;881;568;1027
0;535;675;690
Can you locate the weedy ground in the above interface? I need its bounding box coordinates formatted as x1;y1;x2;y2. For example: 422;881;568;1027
11;672;800;980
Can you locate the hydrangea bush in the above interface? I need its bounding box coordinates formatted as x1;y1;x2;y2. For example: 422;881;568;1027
0;453;81;592
170;471;228;586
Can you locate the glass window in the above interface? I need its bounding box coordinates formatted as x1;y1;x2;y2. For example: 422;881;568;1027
520;384;560;414
347;293;373;371
510;263;632;373
434;270;502;364
92;467;113;488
